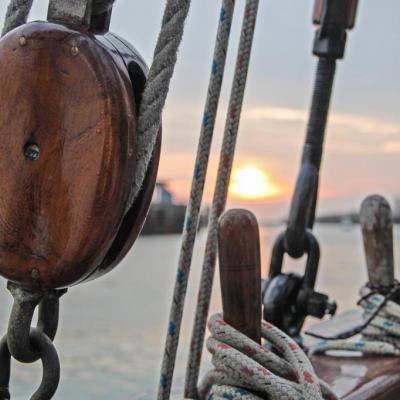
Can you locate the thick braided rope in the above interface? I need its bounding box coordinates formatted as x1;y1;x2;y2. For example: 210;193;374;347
157;3;237;399
2;0;33;36
310;285;400;356
129;0;191;207
198;314;338;400
184;1;260;396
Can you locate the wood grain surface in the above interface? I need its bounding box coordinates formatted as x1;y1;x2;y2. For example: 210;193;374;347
218;209;262;343
0;22;137;288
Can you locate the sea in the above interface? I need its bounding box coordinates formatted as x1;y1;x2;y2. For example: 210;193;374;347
0;224;399;399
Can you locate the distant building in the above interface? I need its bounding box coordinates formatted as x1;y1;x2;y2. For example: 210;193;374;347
141;182;209;235
394;198;400;217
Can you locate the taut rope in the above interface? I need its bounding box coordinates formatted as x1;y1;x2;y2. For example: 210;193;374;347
157;1;237;399
131;0;192;206
185;0;260;396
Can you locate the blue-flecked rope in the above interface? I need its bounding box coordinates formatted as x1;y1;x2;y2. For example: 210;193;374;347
310;285;400;356
185;0;260;397
157;2;237;399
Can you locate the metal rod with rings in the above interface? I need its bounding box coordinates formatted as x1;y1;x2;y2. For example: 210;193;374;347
284;0;359;259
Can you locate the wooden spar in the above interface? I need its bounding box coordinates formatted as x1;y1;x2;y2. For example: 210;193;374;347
360;195;394;288
218;209;262;344
310;194;400;399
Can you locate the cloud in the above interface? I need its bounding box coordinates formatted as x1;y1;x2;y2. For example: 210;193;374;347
243;106;400;137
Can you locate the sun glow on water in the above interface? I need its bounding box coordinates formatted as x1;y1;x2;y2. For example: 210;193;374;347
229;165;280;200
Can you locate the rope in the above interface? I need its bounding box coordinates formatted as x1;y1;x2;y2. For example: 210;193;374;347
129;0;191;207
185;1;260;396
157;2;237;399
309;283;400;356
198;314;338;400
2;0;32;36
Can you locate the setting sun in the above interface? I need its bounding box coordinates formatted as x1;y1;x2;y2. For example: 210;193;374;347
229;166;280;200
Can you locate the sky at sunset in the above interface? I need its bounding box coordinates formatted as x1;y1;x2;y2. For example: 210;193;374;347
1;0;399;220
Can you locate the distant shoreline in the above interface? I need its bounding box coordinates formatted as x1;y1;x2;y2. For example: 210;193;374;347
260;213;400;227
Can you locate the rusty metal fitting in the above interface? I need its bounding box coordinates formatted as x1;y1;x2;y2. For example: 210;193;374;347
312;0;360;59
313;0;359;30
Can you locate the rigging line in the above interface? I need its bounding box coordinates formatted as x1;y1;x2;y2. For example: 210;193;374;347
129;0;192;207
157;2;237;399
185;0;260;397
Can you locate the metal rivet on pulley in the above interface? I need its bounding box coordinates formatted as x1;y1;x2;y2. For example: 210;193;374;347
19;36;27;46
24;143;40;161
71;46;79;56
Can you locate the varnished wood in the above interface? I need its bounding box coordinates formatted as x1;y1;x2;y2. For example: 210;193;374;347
360;195;394;288
309;313;400;399
81;33;161;283
86;132;161;282
306;310;400;400
311;355;400;399
218;209;262;343
309;192;400;400
0;22;138;288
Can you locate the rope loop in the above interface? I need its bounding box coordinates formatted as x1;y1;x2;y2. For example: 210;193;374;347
199;314;338;400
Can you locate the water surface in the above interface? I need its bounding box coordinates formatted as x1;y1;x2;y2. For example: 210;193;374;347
0;224;398;399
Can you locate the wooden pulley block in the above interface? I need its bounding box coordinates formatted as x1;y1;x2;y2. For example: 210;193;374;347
0;7;161;289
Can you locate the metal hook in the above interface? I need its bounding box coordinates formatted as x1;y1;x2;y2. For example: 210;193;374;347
0;283;66;399
0;336;11;400
6;283;66;364
0;329;60;400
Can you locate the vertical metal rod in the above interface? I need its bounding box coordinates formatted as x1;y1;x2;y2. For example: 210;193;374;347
360;195;395;288
218;209;262;344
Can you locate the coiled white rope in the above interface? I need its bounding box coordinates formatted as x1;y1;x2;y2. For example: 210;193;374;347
310;284;400;356
198;314;338;400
